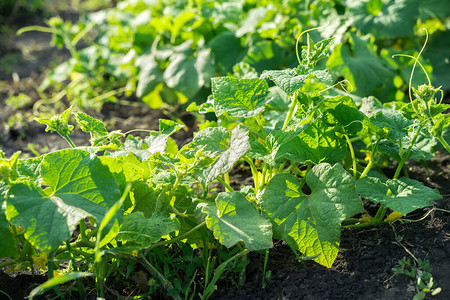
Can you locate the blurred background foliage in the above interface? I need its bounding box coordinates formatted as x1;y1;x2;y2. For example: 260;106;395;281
2;0;450;115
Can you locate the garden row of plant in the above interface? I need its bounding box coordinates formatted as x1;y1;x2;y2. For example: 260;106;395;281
1;33;449;298
13;0;450;117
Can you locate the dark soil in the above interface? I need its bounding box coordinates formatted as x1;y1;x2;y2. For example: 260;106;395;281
1;10;450;300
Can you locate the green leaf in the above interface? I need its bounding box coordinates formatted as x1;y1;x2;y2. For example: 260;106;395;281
320;95;366;135
17;157;42;180
29;272;93;300
247;130;297;167
75;112;108;144
7;182;91;253
236;6;268;37
346;0;419;38
0;182;18;257
377;129;438;162
114;133;170;161
278;118;347;164
211;77;270;118
327;32;394;96
259;163;363;267
35;108;73;136
100;156;144;212
356;177;441;215
199;192;273;251
261;69;309;96
159;119;184;135
182;127;229;159
370;110;413;141
209;32;246;73
164;48;214;99
136;56;163;98
117;211;179;246
203;125;250;183
6;149;122;252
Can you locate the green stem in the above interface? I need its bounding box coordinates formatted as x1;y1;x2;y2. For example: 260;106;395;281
393;124;423;180
244;156;259;190
55;240;95;256
224;172;230;186
202;249;250;299
216;176;234;192
138;255;182;300
79;220;87;242
437;135;450;153
282;95;297;130
261;249;270;289
65;241;78;272
60;133;76;148
284;163;297;174
359;159;373;179
144;222;206;256
298;164;312;189
0;258;21;269
276;162;286;174
258;163;268;192
345;134;357;179
238;254;247;286
255;115;267;139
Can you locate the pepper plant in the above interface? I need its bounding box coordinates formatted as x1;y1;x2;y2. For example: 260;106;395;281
0;33;449;298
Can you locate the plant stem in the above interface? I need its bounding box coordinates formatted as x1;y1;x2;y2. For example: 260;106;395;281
244;156;259;190
144;222;206;256
138;255;182;300
79;219;87;242
216;176;234;192
224;172;230;186
255;115;267;139
393;124;424;180
258;163;268;191
282;95;297;130
359;159;373;179
276;162;286;174
261;249;270;289
202;249;250;299
0;258;21;269
345;134;357;179
437;135;450;153
60;133;76;148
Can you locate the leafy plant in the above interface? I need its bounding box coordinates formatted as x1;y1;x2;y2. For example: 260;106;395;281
393;257;441;299
1;32;449;298
15;0;449;115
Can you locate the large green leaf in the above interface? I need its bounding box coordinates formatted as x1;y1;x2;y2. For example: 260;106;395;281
278;118;347;164
203;125;250;182
236;6;268;37
320;95;366;135
259;163;363;267
261;69;309;96
211;77;270;118
356;177;441;215
261;67;332;97
117;211;179;246
164;48;215;99
327;32;394;96
6;149;122;252
346;0;419;38
136;56;163;98
209;32;246;74
370;110;412;141
114;133;170;161
183;127;229;158
247;130;297;167
199;192;273;251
